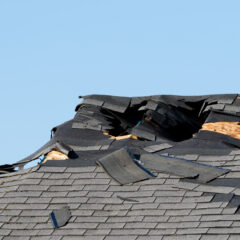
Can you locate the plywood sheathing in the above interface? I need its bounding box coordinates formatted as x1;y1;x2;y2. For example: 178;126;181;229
201;122;240;140
42;150;68;164
103;132;138;140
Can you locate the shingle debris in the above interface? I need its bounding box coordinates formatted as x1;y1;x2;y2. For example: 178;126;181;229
50;206;71;228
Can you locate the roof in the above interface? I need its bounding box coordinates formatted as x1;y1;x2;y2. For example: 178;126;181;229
1;94;240;239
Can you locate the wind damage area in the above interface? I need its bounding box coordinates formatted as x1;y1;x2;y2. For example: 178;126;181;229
1;94;240;186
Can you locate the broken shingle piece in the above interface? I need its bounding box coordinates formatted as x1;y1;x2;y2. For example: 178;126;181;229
140;153;230;183
143;143;173;153
50;206;71;228
82;94;130;113
97;148;155;185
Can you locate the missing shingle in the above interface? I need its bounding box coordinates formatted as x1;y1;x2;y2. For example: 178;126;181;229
201;122;240;140
2;94;240;174
74;96;209;142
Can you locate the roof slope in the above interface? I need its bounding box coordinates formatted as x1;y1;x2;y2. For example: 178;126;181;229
1;94;240;239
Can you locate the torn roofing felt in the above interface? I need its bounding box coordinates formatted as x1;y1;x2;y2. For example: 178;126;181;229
1;94;240;182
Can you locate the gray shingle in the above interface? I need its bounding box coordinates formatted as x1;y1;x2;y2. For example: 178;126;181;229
110;229;149;235
65;167;96;173
168;216;200;222
11;230;39;236
208;227;240;234
40;180;66;185
73;179;110;185
131;203;159;210
190;208;222;215
143;216;169;222
70;173;96;179
155;197;182;203
87;191;113;197
200;236;229;240
165;209;191;216
41;192;68;197
113;191;154;198
124;222;157;229
0;186;18;192
224;104;240;112
137;237;163;240
75;216;107;223
48;173;71;179
93;210;127;217
87;197;122;204
21;179;42;185
26;198;52;204
182;196;213;203
3;237;30;240
79;204;105;210
0;204;7;210
153;190;186;197
194;185;234;194
38;167;66;173
228;236;240;240
2;223;36;230
63;237;105;240
156;222;199;229
20;210;50;217
0;229;11;236
176;228;208;234
162;236;201;240
16;216;49;223
196;202;222;209
51;197;88;204
83;185;108;191
48;185;84;192
148;229;176;235
158;203;197;210
60;223;98;229
36;229;54;235
4;191;42;197
6;204;48;210
198;155;234;161
127;210;165;216
199;221;232;228
85;229;110;235
71;210;94;216
107;216;144;223
104;237;137;240
31;237;62;240
98;223;125;229
52;229;86;235
18;185;49;191
67;191;88;197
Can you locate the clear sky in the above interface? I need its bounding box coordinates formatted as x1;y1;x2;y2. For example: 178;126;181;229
0;1;240;166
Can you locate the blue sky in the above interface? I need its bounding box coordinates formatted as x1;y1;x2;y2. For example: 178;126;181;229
0;0;240;165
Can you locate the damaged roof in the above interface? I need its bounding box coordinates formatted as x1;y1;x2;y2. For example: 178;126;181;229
1;94;240;239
